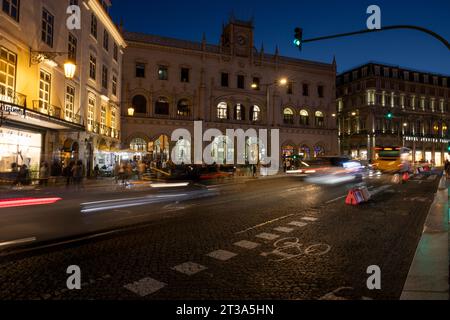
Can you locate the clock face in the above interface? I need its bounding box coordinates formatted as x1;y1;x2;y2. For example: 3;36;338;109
237;35;247;46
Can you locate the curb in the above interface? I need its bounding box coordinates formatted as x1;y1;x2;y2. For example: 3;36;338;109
400;175;449;300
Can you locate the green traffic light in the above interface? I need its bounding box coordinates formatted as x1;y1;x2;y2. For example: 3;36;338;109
293;39;301;47
387;113;393;119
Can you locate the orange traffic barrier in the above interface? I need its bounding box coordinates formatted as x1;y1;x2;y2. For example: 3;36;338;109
345;188;366;206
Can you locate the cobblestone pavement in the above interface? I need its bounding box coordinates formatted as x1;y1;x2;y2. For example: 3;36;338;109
0;173;441;300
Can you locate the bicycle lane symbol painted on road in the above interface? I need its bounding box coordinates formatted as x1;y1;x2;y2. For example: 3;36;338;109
260;237;331;262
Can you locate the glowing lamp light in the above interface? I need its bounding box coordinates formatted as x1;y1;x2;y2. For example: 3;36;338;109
279;78;288;86
128;107;135;116
64;60;76;79
251;83;258;89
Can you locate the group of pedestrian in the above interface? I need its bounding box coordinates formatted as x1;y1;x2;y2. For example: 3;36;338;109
11;163;31;187
62;160;85;189
114;161;133;185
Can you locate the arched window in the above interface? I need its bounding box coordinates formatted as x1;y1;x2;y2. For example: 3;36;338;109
234;103;245;121
315;111;324;127
283;108;294;124
251;105;261;122
177;99;190;117
217;102;228;119
130;138;147;152
300;110;309;126
155;97;170;115
132;95;147;114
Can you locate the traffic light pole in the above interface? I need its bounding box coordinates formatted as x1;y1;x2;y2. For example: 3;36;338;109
302;25;450;51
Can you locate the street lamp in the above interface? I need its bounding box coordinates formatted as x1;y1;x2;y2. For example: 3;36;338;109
251;78;289;127
63;59;76;79
127;107;135;117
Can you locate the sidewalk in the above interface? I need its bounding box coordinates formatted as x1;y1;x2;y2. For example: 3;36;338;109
401;176;449;300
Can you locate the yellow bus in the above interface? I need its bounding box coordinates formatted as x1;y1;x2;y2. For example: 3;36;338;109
373;147;411;173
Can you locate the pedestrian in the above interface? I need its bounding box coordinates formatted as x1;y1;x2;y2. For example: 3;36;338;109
252;163;257;178
72;160;84;190
445;159;450;178
64;161;74;187
94;164;100;179
39;161;49;186
138;161;146;180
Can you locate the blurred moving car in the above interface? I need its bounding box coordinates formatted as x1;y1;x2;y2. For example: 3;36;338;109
297;156;365;185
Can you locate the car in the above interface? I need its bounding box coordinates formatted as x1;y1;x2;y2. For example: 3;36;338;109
302;156;365;185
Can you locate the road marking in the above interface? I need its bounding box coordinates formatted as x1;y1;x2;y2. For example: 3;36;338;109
124;277;166;297
0;237;36;248
370;185;391;196
302;217;318;222
172;262;207;276
235;214;295;235
234;240;260;250
207;250;237;261
288;221;308;228
256;233;280;241
325;195;346;204
273;227;295;233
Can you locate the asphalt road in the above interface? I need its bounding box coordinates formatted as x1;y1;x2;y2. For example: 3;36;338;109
0;173;441;300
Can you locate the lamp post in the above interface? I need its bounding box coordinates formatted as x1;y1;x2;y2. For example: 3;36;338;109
251;78;288;127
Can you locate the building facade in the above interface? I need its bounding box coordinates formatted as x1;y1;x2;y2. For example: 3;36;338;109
0;0;125;177
121;19;338;167
337;62;450;165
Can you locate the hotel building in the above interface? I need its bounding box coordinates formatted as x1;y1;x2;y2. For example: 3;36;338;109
0;0;126;177
337;62;450;165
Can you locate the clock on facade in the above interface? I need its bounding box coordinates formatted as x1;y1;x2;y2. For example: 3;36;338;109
237;35;247;46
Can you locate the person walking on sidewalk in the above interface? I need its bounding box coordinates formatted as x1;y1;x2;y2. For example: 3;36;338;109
39;162;49;187
63;161;74;187
72;160;84;190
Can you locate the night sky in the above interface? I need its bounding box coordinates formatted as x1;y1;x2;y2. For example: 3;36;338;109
110;0;450;75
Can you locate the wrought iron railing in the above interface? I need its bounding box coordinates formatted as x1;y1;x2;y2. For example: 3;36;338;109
32;100;62;118
0;88;27;107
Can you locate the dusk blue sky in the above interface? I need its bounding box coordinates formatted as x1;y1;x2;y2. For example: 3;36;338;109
110;0;450;75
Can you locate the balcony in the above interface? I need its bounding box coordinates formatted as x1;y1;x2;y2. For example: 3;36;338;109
0;88;27;107
89;122;119;139
32;100;62;118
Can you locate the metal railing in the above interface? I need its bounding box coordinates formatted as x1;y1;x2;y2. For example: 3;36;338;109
0;88;27;107
32;100;62;118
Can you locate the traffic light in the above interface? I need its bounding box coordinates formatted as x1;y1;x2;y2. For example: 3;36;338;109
447;143;450;152
294;27;303;50
386;112;393;119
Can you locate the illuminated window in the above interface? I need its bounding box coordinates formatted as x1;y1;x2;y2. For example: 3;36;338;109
315;111;324;127
300;110;309;125
234;103;244;121
283;108;294;124
65;85;75;121
177;99;190;117
158;66;168;81
217;102;228;119
39;70;51;113
89;55;96;80
0;47;16;100
87;95;95;131
251;105;260;122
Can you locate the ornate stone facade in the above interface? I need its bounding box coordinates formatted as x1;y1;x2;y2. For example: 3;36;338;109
121;19;338;165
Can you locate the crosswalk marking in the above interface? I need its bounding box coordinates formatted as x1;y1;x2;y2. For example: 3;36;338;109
256;233;280;241
288;221;308;228
274;227;295;233
234;240;260;250
124;277;166;297
172;262;208;276
207;250;237;261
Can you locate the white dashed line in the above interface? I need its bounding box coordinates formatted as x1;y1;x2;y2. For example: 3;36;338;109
288;221;308;228
172;262;208;276
273;227;295;233
235;214;295;234
124;277;166;297
256;233;280;241
234;240;260;250
207;250;237;261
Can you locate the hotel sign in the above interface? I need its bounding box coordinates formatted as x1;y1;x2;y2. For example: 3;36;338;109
0;101;25;116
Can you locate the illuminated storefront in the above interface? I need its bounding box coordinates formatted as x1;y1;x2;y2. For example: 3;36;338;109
0;127;42;172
